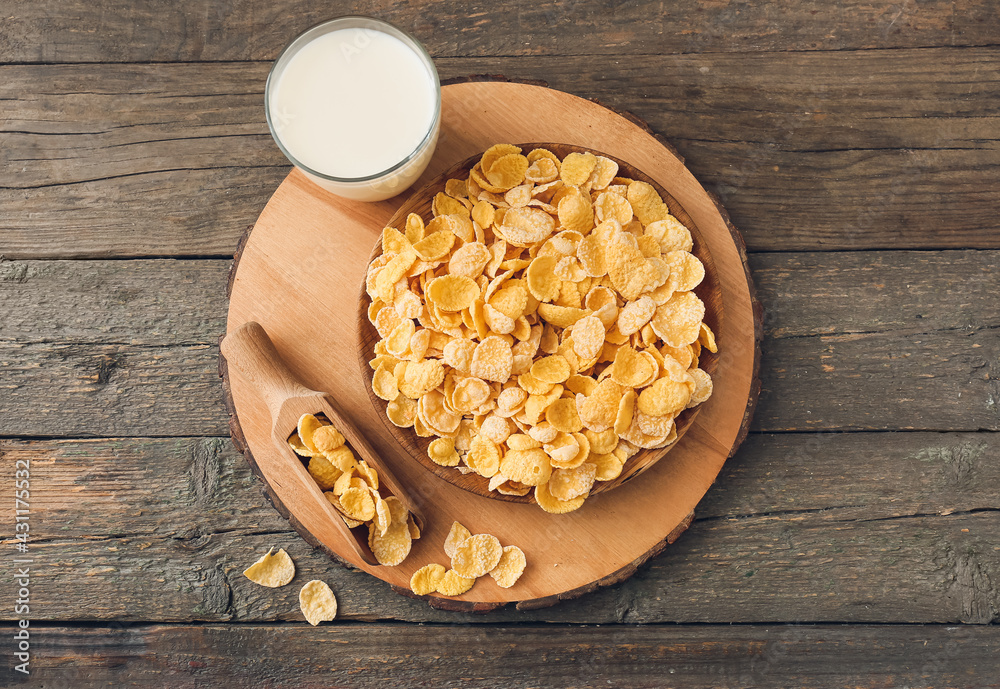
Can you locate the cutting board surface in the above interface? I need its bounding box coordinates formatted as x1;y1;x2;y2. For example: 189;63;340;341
223;79;761;611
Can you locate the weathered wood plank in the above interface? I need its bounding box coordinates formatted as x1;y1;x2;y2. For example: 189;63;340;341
751;251;1000;339
2;318;993;436
2;252;997;435
10;52;998;186
0;166;286;260
14;623;1000;689
0;62;273;257
0;64;273;186
2;0;996;63
3;438;284;539
754;325;1000;431
2;433;997;623
6;512;999;624
9;51;998;168
700;431;1000;522
5;252;997;345
7;432;998;543
0;259;230;345
2;50;999;257
0;342;226;437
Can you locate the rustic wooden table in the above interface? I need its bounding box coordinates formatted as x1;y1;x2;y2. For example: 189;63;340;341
2;2;998;687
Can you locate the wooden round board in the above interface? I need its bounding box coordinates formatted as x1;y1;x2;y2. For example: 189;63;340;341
357;142;724;502
222;78;762;612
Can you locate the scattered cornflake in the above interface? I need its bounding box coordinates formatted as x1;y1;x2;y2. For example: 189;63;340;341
443;521;472;559
409;563;447;596
451;534;504;579
489;546;527;588
299;580;338;625
243;548;295;588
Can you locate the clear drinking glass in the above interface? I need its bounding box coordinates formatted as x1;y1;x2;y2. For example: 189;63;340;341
265;17;441;202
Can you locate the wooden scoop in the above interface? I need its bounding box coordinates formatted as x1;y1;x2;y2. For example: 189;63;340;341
220;321;424;567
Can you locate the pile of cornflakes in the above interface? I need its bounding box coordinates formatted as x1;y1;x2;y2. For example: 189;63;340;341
366;144;717;514
410;521;526;596
289;413;419;565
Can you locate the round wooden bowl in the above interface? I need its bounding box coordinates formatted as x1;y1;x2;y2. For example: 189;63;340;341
358;142;722;503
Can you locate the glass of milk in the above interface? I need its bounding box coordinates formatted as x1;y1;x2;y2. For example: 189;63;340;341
265;17;441;202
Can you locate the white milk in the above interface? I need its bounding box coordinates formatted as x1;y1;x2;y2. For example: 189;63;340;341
267;25;439;200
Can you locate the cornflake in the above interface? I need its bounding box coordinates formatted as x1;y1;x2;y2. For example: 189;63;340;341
299;580;338;626
366;145;717;513
243;548;295;588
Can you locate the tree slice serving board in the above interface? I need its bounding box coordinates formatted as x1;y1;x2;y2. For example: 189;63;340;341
222;79;762;612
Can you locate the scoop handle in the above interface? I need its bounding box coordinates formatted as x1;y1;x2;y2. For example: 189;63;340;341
220;322;315;424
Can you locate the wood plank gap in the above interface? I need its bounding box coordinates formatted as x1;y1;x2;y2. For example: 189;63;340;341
0;163;290;191
5;428;995;442
5;42;1000;66
0;619;992;629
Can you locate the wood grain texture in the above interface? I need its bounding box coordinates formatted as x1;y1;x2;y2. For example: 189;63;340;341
2;432;997;624
2;250;997;437
3;49;999;257
0;259;231;345
754;326;1000;432
12;623;1000;688
3;314;993;436
5;0;998;675
8;495;1000;624
3;0;996;63
0;341;226;437
7;250;996;346
752;251;1000;339
9;431;999;550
